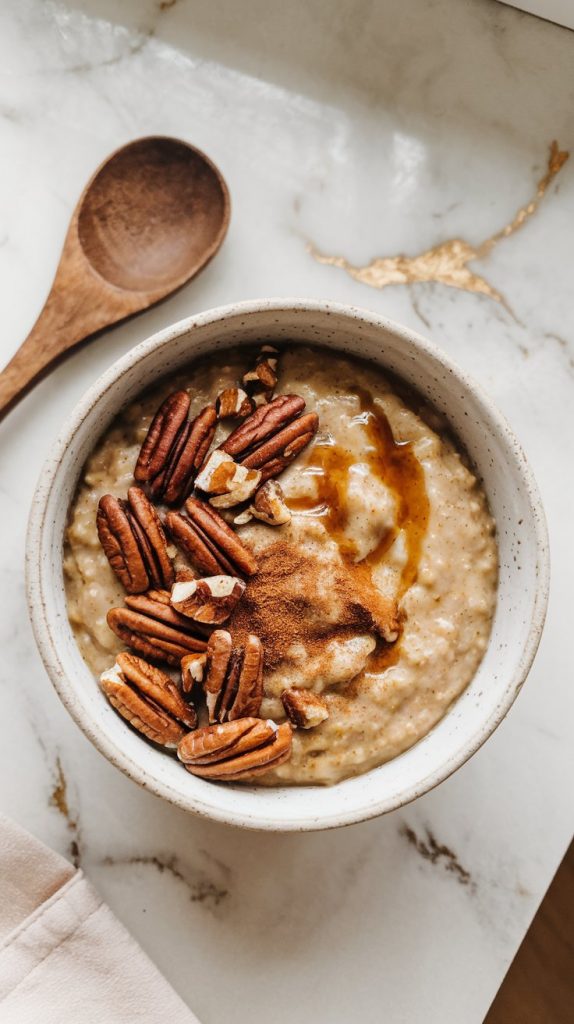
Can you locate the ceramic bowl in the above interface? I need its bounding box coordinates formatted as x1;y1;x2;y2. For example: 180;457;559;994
26;299;549;831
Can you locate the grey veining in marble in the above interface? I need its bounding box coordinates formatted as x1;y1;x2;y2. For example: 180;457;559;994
0;1;573;1022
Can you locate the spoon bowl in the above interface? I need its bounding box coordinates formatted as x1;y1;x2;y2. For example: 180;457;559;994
77;137;229;292
0;136;230;420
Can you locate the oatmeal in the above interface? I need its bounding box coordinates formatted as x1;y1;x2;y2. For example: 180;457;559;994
64;346;497;785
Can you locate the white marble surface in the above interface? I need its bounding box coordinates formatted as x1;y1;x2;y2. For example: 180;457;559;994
0;1;572;1021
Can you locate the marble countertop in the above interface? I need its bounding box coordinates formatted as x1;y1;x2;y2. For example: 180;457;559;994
0;1;572;1021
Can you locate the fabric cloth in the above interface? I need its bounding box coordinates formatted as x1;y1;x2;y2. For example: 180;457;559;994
0;814;199;1023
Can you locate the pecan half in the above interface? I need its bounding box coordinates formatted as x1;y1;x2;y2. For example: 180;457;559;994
220;394;305;458
166;498;258;577
181;652;208;693
241;412;319;481
166;511;229;577
135;389;217;505
127;487;174;583
107;589;207;666
134;390;190;483
97;487;174;594
153;404;217;506
100;651;196;747
281;688;329;729
195;450;261;508
203;630;264;723
178;718;292;780
216;387;253;419
202;629;232;720
170;575;246;625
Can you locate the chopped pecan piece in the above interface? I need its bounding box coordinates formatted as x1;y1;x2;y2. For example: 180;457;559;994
241;346;279;405
203;630;264;723
216;387;253;419
195;450;261;508
107;589;207;666
220;394;305;458
170;575;246;625
134;389;217;505
251;480;291;525
195;450;236;493
97;487;174;594
241;412;319;481
100;651;196;747
281;688;329;729
166;498;258;577
210;477;261;509
232;480;292;526
178;718;292;780
181;652;208;693
258;344;279;363
233;508;254;526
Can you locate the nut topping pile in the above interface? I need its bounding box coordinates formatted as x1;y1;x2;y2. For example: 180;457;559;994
94;345;328;783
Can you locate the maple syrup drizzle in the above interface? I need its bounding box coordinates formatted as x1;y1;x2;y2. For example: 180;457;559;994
290;444;357;559
290;386;430;598
357;386;429;591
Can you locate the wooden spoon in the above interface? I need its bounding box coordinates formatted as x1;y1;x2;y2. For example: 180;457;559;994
0;136;230;421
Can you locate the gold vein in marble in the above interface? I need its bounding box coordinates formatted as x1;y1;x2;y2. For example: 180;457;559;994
50;757;72;819
49;756;81;865
309;142;569;306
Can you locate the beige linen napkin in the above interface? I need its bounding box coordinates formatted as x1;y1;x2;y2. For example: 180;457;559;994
0;814;199;1023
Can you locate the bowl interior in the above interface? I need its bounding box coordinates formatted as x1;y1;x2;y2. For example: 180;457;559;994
28;302;548;830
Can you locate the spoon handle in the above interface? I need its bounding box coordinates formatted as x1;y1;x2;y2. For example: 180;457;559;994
0;302;86;423
0;313;73;424
0;270;133;423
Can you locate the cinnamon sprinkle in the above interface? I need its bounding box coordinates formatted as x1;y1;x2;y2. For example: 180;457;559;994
227;540;398;671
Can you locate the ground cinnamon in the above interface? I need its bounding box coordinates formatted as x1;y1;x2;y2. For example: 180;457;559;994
227;540;398;672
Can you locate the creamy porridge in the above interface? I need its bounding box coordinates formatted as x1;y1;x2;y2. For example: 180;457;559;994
64;345;497;785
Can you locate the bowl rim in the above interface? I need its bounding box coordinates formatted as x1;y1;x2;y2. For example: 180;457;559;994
26;297;550;831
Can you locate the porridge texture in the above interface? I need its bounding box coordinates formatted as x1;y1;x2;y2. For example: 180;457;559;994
64;346;497;785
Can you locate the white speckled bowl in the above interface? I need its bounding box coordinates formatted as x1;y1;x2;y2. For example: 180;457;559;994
27;299;549;831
